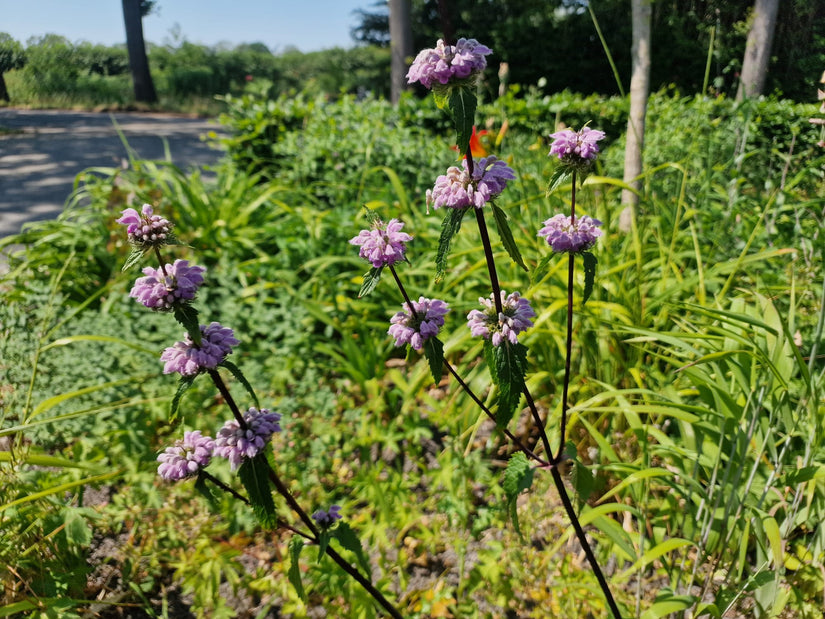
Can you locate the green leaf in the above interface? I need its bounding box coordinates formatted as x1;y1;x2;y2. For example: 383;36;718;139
359;266;383;297
435;208;469;282
64;508;93;547
547;166;572;195
570;456;596;507
173;304;201;345
582;251;597;306
220;359;259;408
332;521;371;578
316;530;331;564
531;253;554;284
493;341;528;427
432;85;449;110
491;203;527;271
170;375;196;422
193;472;220;512
238;453;277;529
422;337;445;384
288;535;307;602
502;452;535;535
122;247;147;271
448;86;478;156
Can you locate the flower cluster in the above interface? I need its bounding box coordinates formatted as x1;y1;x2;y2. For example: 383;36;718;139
117;204;173;247
130;259;205;310
388;297;450;351
160;322;239;377
548;127;606;164
467;291;535;346
538;214;603;254
407;38;492;89
214;407;282;470
312;505;342;528
157;431;215;481
426;156;516;210
349;218;412;268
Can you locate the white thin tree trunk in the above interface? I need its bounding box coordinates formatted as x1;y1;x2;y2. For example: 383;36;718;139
389;0;413;104
620;0;651;230
736;0;780;101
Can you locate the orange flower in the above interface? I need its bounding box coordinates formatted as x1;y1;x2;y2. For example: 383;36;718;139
451;126;489;158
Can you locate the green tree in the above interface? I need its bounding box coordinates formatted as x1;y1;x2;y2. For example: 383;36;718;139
0;33;26;101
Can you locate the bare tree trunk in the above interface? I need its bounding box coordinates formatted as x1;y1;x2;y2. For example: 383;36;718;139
122;0;157;104
736;0;780;101
0;73;9;102
389;0;413;104
620;0;651;229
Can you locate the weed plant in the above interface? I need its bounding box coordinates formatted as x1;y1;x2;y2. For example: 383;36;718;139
2;47;825;618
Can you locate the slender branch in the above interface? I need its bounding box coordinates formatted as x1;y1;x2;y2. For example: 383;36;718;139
549;466;623;618
200;470;250;504
444;359;548;466
208;368;247;430
389;264;420;321
266;465;403;619
153;246;169;277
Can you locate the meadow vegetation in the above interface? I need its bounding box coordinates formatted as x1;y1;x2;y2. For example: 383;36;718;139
1;30;825;619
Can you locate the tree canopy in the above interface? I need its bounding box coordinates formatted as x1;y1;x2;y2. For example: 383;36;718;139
352;0;825;100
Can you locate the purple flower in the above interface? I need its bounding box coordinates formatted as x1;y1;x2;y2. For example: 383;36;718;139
467;291;536;347
312;505;342;528
214;407;282;470
548;127;606;163
426;156;516;210
117;204;173;247
349;218;413;268
160;322;240;377
407;38;492;89
157;430;215;481
130;259;205;311
388;297;450;351
538;214;603;253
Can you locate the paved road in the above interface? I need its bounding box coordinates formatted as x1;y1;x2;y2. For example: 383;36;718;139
0;109;226;238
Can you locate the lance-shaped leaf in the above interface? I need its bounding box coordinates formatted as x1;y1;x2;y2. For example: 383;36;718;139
170;374;196;421
448;85;478;156
359;266;383;298
582;251;598;306
491;203;527;271
502;452;535;536
332;521;371;578
547;166;572;196
122;247;147;271
316;530;332;564
531;254;554;285
220;359;259;408
422;337;445;384
238;453;277;529
173;304;201;346
288;536;307;602
493;341;528;427
435;207;469;282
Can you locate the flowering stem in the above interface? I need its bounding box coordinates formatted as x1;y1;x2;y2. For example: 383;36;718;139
549;465;623;618
153;246;169;277
443;359;548;465
200;470;250;504
388;264;547;465
389;264;420;321
265;465;403;619
207;369;248;430
555;171;577;464
474;208;554;460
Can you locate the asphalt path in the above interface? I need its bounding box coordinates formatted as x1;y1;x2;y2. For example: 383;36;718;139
0;109;226;239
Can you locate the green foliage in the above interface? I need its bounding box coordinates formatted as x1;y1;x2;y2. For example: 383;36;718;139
502;452;534;534
0;33;26;73
436;207;470;282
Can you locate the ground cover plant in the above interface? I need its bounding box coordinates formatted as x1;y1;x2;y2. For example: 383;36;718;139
2;33;825;619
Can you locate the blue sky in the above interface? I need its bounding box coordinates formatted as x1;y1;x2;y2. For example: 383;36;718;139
0;0;378;52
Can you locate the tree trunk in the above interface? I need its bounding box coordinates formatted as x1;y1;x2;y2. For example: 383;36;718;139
389;0;413;104
620;0;651;228
736;0;780;101
122;0;157;104
0;73;8;102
